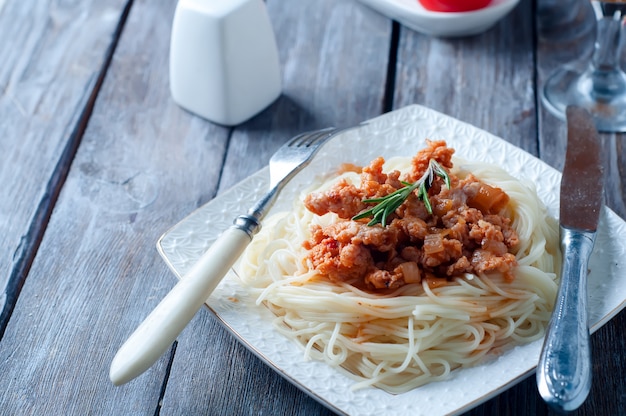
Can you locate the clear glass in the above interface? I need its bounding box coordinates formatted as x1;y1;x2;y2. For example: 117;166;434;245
542;1;626;132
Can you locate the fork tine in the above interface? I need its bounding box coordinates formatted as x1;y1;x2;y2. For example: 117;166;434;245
287;127;336;147
302;128;337;147
284;131;311;147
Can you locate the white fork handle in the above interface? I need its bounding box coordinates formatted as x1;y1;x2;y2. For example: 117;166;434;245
109;226;252;386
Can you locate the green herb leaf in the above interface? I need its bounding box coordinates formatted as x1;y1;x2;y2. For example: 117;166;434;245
352;159;451;227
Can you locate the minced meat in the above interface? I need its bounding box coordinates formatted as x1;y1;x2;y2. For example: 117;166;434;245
302;140;519;291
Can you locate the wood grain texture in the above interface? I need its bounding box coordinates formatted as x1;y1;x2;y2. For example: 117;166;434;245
1;0;625;414
218;0;393;191
0;0;130;333
0;0;228;414
535;2;626;416
393;0;536;153
392;2;547;414
158;1;392;414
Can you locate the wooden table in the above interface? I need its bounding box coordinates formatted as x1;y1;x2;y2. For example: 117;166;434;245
1;0;624;414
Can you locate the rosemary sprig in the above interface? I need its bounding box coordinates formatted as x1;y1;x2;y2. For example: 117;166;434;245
352;159;451;227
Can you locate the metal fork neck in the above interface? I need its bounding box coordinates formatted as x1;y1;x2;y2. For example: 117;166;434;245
231;184;280;238
248;184;280;220
232;214;261;238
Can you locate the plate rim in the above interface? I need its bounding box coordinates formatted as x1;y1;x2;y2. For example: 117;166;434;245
157;104;626;415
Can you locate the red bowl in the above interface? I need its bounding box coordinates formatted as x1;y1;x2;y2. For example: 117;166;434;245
418;0;491;12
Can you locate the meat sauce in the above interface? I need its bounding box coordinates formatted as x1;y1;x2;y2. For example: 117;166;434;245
303;140;519;291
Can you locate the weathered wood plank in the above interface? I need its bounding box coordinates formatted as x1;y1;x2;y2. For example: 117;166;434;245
0;0;131;333
0;0;229;414
393;0;536;153
536;2;626;416
392;2;547;414
158;0;392;414
219;0;395;190
1;0;623;414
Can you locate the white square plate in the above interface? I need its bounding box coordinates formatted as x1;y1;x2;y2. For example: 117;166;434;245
157;105;626;415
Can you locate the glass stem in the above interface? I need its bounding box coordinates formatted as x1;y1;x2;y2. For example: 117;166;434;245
590;5;626;98
593;12;622;69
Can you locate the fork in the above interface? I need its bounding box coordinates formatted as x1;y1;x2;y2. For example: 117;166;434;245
109;127;339;386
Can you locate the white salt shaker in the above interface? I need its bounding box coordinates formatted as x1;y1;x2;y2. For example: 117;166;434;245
169;0;281;126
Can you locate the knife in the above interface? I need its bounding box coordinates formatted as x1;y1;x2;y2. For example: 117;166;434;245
537;106;604;411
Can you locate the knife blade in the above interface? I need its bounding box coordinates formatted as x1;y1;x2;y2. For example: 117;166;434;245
537;105;604;412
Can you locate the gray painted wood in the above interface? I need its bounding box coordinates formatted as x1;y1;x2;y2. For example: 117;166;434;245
0;0;625;414
0;0;129;332
0;0;229;414
218;0;393;191
394;0;536;153
534;2;626;416
393;2;545;414
159;1;391;414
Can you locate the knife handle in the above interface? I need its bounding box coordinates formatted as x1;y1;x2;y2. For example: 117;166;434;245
109;216;258;386
537;226;594;412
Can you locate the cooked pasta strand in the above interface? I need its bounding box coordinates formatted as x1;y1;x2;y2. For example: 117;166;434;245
238;155;559;393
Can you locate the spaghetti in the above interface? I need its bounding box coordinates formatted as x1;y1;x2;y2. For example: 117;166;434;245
238;141;559;393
